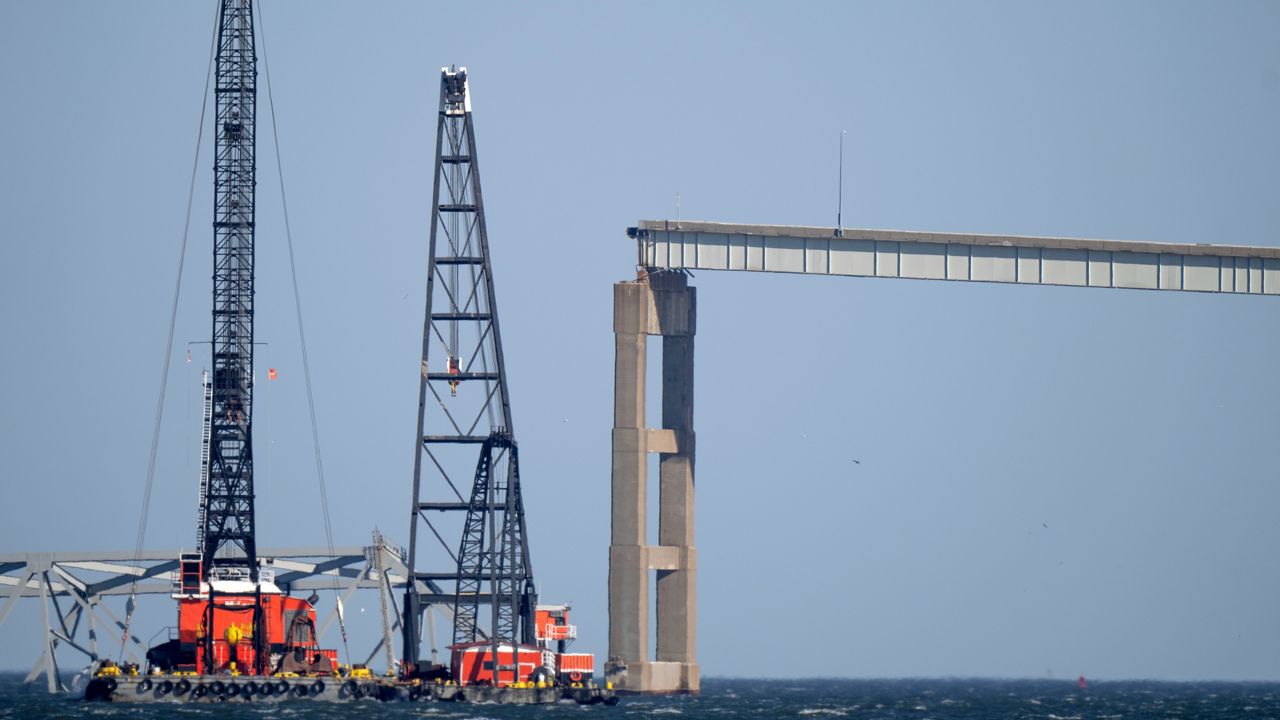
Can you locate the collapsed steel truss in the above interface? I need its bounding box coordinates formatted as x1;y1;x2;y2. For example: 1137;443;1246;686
0;541;441;693
402;67;536;671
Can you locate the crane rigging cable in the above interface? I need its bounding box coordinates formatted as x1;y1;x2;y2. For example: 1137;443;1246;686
257;1;350;666
119;2;221;662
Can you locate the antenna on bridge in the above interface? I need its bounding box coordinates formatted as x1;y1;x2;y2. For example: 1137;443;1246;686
836;129;846;237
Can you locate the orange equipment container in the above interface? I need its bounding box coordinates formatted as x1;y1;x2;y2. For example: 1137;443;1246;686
449;641;544;687
173;590;334;675
556;652;594;680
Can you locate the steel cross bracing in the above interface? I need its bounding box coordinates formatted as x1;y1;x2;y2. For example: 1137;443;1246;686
203;0;259;577
451;436;532;645
402;67;536;671
0;542;436;693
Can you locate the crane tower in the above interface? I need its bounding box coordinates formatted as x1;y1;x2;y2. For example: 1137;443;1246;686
196;0;265;674
401;67;537;676
202;0;259;576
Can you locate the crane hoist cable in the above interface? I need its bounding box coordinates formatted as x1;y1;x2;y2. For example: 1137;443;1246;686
257;1;351;668
119;3;220;662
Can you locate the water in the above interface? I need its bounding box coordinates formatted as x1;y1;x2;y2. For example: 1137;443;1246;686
4;674;1280;719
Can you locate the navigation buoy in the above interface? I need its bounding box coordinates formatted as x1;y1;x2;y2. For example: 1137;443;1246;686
1077;675;1088;689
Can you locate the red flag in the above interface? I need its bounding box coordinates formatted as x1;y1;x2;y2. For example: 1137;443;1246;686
268;368;278;381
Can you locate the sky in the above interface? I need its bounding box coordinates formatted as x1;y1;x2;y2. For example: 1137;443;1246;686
1;0;1279;681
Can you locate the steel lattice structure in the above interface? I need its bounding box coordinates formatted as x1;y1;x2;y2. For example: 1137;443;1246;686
0;543;431;693
452;435;531;645
402;67;536;672
196;0;266;676
204;0;259;571
203;0;259;576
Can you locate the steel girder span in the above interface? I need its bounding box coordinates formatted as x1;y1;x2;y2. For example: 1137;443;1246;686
630;220;1280;293
608;220;1280;694
0;542;439;693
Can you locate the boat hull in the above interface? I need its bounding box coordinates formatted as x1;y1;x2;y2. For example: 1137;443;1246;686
84;675;617;705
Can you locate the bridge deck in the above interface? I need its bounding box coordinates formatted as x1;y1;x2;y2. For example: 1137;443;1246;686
631;220;1280;295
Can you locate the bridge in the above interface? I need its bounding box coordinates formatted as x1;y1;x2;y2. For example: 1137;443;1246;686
606;219;1280;693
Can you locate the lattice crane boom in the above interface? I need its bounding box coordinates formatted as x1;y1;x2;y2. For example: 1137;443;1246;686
201;0;259;580
402;67;537;676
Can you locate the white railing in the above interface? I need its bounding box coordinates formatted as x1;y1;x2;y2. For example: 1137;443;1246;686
541;623;577;640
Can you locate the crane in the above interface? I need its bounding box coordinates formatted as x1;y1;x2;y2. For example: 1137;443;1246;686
401;67;538;685
196;0;265;674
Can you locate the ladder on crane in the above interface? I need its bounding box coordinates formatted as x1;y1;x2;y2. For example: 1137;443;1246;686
195;370;213;555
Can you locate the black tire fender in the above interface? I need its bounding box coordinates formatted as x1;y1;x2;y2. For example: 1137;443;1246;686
309;679;325;696
341;679;359;697
175;678;191;695
104;677;118;693
158;680;173;695
291;684;308;698
209;680;226;696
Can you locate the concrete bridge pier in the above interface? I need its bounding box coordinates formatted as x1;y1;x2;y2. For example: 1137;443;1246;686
607;269;699;693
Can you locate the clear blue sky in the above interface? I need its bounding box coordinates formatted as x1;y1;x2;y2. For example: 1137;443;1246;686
1;0;1279;680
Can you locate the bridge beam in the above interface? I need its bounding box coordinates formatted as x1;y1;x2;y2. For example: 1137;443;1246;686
630;220;1280;294
608;270;699;693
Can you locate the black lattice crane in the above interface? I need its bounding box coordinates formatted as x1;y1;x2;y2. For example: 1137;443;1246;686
402;67;537;679
198;0;264;673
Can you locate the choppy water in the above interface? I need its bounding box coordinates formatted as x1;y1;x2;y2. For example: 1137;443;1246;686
3;674;1279;719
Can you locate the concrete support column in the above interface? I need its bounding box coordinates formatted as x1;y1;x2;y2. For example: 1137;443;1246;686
609;283;648;672
657;330;698;690
607;270;697;694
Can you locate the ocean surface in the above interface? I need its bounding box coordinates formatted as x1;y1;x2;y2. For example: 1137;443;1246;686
3;674;1279;719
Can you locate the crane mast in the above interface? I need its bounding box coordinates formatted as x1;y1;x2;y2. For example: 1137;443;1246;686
201;0;259;580
402;67;537;679
197;0;264;674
